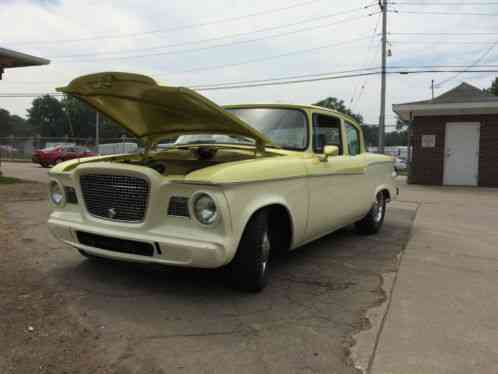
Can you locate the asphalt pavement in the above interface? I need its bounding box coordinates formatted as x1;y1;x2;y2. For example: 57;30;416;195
0;181;415;374
1;161;50;183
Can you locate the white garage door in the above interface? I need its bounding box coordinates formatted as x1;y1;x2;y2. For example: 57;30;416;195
443;123;480;186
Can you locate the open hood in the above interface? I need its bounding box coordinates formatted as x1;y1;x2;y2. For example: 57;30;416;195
57;72;272;147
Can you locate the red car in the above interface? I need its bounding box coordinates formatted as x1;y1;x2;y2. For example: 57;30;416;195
32;145;96;168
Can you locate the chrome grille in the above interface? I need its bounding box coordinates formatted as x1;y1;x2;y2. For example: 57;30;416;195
80;174;149;222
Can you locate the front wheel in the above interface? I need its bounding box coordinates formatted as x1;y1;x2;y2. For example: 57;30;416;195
355;192;386;235
226;210;271;292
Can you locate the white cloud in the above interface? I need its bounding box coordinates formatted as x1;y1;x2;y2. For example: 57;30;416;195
1;0;498;125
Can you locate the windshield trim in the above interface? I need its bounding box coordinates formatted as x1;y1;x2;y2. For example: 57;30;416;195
225;106;309;152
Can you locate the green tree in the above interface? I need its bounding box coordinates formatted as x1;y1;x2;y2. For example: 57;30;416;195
60;95;131;141
361;124;379;147
27;95;66;137
9;115;30;137
487;77;498;96
0;108;12;137
313;97;364;124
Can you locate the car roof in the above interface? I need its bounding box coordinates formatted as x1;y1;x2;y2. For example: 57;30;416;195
223;103;359;125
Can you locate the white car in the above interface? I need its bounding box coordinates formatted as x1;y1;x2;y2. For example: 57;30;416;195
48;72;397;292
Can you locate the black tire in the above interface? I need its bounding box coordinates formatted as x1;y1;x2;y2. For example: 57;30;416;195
226;210;271;292
355;192;386;235
40;162;49;168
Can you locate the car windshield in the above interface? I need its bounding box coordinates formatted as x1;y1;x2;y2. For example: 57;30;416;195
226;108;308;150
174;134;254;146
155;108;308;151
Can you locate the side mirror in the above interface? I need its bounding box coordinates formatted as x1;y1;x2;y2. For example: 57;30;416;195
321;145;339;162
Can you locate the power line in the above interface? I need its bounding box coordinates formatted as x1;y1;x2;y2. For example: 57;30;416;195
3;69;498;98
435;40;498;88
391;40;498;45
394;10;498;15
197;69;498;91
189;67;382;89
3;65;498;87
7;1;377;46
51;14;377;62
170;35;374;75
389;32;498;35
350;13;382;111
50;13;368;59
390;1;498;4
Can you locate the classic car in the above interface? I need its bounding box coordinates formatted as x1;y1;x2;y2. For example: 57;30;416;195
33;145;96;168
47;72;397;292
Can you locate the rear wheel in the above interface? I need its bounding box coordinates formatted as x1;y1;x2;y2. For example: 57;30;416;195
226;210;271;292
355;192;386;235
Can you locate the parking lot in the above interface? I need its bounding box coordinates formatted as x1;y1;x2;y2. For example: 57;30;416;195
0;164;416;374
1;162;50;183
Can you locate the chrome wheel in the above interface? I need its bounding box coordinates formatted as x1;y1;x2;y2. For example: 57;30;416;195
373;194;385;223
261;231;271;274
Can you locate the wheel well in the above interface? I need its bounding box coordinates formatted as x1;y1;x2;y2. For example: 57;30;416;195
249;204;293;254
380;189;391;202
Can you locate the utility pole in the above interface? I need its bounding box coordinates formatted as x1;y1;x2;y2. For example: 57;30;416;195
431;80;435;100
378;0;388;154
95;111;100;155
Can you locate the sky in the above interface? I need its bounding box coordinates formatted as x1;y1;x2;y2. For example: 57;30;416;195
1;0;498;127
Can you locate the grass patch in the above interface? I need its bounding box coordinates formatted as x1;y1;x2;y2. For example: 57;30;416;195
0;176;25;184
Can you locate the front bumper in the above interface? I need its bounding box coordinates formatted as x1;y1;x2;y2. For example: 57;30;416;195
48;217;229;269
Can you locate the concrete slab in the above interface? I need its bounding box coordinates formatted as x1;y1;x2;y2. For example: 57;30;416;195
370;185;498;374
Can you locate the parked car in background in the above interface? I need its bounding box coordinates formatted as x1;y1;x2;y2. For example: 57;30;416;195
33;145;96;167
48;72;397;292
394;157;408;172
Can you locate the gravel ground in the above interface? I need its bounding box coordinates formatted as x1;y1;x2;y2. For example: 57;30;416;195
0;182;415;374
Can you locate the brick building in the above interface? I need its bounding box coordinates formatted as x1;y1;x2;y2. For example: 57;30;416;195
393;83;498;187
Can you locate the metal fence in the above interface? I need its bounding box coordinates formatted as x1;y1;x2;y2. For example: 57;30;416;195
0;136;140;161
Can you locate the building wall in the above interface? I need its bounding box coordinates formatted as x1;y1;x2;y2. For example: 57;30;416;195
479;116;498;187
409;114;498;187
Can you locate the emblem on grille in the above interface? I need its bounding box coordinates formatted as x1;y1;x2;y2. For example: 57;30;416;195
107;208;117;219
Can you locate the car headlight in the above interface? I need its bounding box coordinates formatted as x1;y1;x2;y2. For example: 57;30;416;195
49;181;65;206
193;193;217;225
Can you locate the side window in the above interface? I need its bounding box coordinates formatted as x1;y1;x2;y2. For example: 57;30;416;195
345;122;361;156
313;114;343;154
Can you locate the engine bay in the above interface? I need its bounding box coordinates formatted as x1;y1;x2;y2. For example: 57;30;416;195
120;146;260;176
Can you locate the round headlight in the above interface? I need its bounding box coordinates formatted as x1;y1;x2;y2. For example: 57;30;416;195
49;181;64;206
193;193;217;225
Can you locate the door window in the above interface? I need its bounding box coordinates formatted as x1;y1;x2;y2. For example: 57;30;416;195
313;114;343;154
345;122;361;156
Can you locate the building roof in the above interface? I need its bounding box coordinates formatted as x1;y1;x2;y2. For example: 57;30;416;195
401;82;498;105
0;47;50;68
393;82;498;121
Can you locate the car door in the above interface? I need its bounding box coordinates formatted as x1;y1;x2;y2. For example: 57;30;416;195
304;113;365;240
343;121;372;218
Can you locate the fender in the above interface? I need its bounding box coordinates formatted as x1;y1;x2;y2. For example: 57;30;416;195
229;193;299;261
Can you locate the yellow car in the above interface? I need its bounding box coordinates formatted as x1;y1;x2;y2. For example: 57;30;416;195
48;72;397;292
